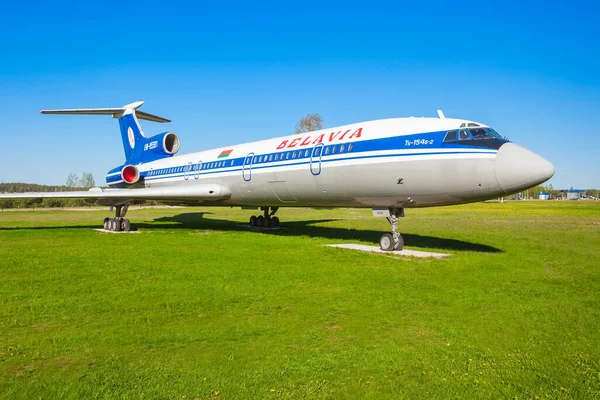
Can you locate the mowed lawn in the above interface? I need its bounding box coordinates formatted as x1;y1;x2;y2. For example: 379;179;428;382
1;202;599;399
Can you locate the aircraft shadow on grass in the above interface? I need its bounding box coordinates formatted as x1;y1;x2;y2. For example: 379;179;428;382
0;211;502;253
151;212;503;253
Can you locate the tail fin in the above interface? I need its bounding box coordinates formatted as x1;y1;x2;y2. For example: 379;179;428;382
41;101;170;161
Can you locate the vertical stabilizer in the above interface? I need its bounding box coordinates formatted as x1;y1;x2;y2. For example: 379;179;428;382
118;108;147;160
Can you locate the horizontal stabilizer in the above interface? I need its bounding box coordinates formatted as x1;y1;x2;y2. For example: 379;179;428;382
40;101;170;123
0;184;231;203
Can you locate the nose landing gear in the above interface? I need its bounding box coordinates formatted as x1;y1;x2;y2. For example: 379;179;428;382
374;208;404;251
103;204;131;232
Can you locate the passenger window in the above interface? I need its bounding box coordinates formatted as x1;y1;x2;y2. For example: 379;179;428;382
348;144;354;152
332;146;337;154
304;149;309;157
444;130;457;142
458;129;470;140
275;154;279;161
231;160;234;166
340;144;345;153
269;155;273;162
286;152;290;160
292;151;297;159
314;147;321;156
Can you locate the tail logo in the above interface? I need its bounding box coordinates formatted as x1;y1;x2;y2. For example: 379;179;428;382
127;127;135;149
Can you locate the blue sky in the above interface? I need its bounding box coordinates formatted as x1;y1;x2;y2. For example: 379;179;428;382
0;0;598;189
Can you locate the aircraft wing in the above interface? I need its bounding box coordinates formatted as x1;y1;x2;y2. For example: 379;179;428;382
0;184;231;205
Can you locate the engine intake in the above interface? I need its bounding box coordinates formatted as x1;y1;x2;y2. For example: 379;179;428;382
121;165;140;184
162;132;180;154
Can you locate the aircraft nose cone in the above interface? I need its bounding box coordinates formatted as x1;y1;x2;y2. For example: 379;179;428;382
495;142;555;194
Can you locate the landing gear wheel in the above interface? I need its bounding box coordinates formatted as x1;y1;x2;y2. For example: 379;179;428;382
393;234;404;251
271;216;280;227
102;205;131;232
257;215;265;227
380;233;395;251
379;208;405;251
249;216;257;227
265;215;272;227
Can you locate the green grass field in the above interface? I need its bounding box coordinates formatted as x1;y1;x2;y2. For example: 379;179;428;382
1;202;599;399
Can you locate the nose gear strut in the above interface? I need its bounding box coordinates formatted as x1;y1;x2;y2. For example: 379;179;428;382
378;208;404;251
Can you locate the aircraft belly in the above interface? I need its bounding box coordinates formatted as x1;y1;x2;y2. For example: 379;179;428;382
146;154;503;208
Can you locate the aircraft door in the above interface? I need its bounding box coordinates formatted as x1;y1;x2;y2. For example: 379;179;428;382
184;162;192;180
310;143;323;175
243;152;254;181
194;161;202;179
147;169;153;187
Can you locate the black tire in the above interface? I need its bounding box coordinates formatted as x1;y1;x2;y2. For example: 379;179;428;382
122;219;131;232
271;216;280;227
379;233;395;251
257;215;265;227
394;234;404;251
249;216;257;227
265;215;272;228
112;218;121;232
103;217;110;230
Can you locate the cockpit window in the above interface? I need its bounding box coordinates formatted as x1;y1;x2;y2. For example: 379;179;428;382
444;130;457;141
485;128;503;139
458;129;471;140
444;126;505;142
470;128;489;139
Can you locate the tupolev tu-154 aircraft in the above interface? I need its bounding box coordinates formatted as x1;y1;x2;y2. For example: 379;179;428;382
0;101;554;251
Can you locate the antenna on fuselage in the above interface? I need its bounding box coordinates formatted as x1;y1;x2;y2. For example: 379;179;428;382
437;110;446;119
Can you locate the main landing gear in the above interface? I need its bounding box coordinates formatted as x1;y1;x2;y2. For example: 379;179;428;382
249;207;280;228
103;205;131;232
375;208;404;251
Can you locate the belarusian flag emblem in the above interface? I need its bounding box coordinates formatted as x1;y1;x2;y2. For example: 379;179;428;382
218;149;233;158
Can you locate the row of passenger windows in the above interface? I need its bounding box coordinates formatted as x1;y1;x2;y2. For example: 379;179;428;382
247;143;355;165
148;160;235;176
146;143;356;176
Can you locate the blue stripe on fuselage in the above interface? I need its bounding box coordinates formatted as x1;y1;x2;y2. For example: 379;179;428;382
105;129;501;186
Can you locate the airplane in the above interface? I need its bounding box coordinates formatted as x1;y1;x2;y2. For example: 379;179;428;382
0;101;554;251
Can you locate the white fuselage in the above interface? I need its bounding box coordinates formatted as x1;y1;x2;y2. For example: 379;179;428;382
112;117;552;208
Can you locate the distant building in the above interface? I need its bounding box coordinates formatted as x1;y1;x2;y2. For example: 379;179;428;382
539;192;550;200
565;190;584;200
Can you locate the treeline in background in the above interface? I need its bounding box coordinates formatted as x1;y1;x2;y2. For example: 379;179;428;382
1;173;102;209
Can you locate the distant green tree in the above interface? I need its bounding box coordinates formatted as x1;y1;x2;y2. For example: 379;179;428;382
80;172;95;188
66;173;79;187
295;113;324;134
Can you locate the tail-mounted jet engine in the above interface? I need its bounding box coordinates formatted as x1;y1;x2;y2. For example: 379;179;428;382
145;131;180;158
121;165;140;184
